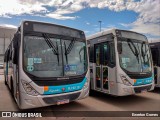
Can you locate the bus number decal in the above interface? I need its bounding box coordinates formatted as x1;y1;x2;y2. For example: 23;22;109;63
43;77;86;95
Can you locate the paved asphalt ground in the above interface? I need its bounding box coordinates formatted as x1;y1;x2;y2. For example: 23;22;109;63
0;69;159;120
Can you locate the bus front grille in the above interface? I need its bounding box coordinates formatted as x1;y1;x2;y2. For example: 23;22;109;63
42;92;81;104
134;85;152;93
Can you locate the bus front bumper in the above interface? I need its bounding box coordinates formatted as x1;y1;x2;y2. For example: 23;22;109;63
19;87;89;109
116;83;154;96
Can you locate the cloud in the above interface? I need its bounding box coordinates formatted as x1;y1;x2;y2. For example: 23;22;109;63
0;0;84;20
89;0;160;37
135;4;160;36
84;30;90;33
0;0;159;37
46;13;77;20
0;0;48;17
0;0;130;20
94;24;116;32
0;24;17;29
130;21;160;36
121;0;160;37
86;22;90;25
46;0;85;20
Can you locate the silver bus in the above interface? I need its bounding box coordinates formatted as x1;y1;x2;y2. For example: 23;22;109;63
87;29;154;96
149;40;160;88
4;20;89;109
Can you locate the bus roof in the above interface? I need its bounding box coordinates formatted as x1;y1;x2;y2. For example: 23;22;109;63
87;28;116;40
20;20;84;33
86;28;147;41
20;20;85;39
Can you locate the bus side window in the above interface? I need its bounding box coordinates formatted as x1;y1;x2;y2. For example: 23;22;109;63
89;45;94;63
151;48;158;66
102;34;116;68
88;47;90;61
95;44;101;65
109;41;116;67
102;43;109;66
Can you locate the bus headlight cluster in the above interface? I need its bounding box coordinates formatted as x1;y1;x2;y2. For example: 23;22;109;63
120;75;132;86
21;80;39;96
83;78;89;89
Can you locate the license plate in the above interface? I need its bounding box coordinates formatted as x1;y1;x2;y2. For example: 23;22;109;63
141;89;147;93
57;99;69;105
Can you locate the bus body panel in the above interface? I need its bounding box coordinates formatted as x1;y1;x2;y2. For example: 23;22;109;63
149;41;160;88
4;20;89;109
155;66;160;87
91;64;117;95
87;29;154;96
19;86;89;109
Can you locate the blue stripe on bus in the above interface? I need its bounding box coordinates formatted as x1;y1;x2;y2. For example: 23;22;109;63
43;77;87;95
133;77;153;86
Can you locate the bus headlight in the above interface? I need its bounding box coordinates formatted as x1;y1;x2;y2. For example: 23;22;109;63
84;82;88;88
120;75;132;86
83;78;89;89
21;80;39;96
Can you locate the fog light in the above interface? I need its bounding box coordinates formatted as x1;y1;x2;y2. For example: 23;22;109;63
123;88;133;93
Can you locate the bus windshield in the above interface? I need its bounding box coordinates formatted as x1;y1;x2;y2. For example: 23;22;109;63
118;37;152;73
23;35;87;77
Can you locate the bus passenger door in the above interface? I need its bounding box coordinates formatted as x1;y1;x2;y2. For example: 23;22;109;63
101;43;109;91
95;42;109;91
95;44;101;90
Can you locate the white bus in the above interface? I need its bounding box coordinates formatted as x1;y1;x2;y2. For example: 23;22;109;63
149;40;160;88
87;29;154;96
4;20;89;109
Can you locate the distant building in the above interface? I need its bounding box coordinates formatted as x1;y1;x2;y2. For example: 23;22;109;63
0;26;17;62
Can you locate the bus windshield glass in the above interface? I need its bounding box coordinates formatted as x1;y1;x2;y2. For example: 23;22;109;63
23;35;87;77
118;38;152;73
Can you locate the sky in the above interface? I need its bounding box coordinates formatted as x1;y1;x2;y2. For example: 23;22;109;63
0;0;159;40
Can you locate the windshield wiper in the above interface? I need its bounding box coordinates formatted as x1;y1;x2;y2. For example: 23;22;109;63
79;46;85;63
64;39;75;64
127;39;140;63
141;42;149;63
42;33;59;65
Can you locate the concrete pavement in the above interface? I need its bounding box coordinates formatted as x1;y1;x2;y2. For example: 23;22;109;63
0;71;159;120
